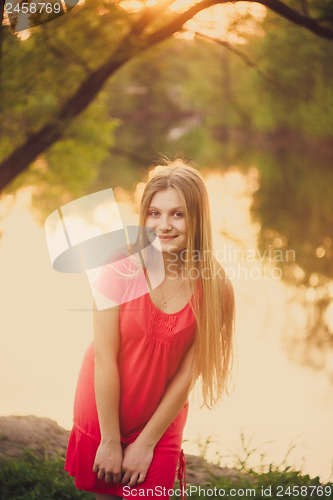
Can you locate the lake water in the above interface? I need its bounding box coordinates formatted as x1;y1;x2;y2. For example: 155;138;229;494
1;169;332;483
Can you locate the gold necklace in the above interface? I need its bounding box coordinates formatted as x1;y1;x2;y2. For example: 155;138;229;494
158;279;186;309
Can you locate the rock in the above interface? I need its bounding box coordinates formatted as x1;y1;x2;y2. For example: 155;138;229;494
0;415;69;460
0;415;244;485
185;453;245;485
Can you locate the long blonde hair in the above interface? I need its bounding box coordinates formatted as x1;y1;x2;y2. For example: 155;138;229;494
138;160;235;408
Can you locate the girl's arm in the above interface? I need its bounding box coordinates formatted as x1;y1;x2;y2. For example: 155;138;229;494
92;300;123;484
121;342;196;486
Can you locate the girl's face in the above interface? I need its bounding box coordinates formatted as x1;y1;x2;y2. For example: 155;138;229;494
145;187;188;255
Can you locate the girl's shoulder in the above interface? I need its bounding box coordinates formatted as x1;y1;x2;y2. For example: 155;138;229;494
89;248;145;310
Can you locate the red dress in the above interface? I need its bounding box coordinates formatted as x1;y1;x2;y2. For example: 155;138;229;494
65;253;198;497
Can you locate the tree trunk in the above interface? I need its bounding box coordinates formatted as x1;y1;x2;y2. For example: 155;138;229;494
0;0;5;107
1;0;333;192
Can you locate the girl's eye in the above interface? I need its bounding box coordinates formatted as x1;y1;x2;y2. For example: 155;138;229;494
148;211;183;217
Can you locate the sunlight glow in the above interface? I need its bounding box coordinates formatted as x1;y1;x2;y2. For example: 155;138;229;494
16;30;31;41
174;30;195;40
1;171;333;482
306;287;317;302
316;246;326;258
205;168;260;249
119;0;143;12
325;302;333;331
119;0;266;42
134;182;146;206
183;2;266;43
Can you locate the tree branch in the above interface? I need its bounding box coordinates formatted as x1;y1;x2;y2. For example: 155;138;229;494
41;28;92;74
0;32;144;191
130;0;178;35
147;0;333;45
0;0;5;106
109;146;151;165
256;0;333;39
1;0;333;192
147;0;222;44
194;31;305;99
300;0;309;17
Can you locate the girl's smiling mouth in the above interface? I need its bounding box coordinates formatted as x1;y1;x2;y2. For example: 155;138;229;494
158;235;177;240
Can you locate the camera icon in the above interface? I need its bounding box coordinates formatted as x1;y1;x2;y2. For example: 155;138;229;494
44;188;165;310
5;0;79;33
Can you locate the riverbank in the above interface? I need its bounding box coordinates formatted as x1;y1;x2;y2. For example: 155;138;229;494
0;415;332;499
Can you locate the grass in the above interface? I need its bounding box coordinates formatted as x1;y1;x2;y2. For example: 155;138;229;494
0;450;93;500
0;435;332;500
178;432;333;499
181;471;333;500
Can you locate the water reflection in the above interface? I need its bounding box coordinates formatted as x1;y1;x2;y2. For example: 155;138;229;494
0;167;332;482
248;149;333;382
283;286;333;383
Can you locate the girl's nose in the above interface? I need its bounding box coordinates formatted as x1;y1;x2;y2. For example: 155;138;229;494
158;215;172;231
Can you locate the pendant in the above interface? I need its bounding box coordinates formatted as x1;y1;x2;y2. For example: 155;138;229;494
162;302;167;308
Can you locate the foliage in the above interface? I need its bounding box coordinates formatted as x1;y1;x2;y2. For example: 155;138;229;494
193;469;333;500
245;10;333;137
99;13;333;167
0;450;93;499
27;95;119;223
2;0;333;198
0;0;129;202
0;444;332;500
1;0;333;287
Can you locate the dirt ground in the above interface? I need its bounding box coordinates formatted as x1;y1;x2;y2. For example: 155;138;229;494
0;415;245;486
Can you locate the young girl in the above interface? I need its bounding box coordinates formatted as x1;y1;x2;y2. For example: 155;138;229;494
65;160;235;499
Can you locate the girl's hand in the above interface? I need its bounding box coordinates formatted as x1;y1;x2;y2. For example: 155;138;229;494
93;440;123;484
121;440;154;486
